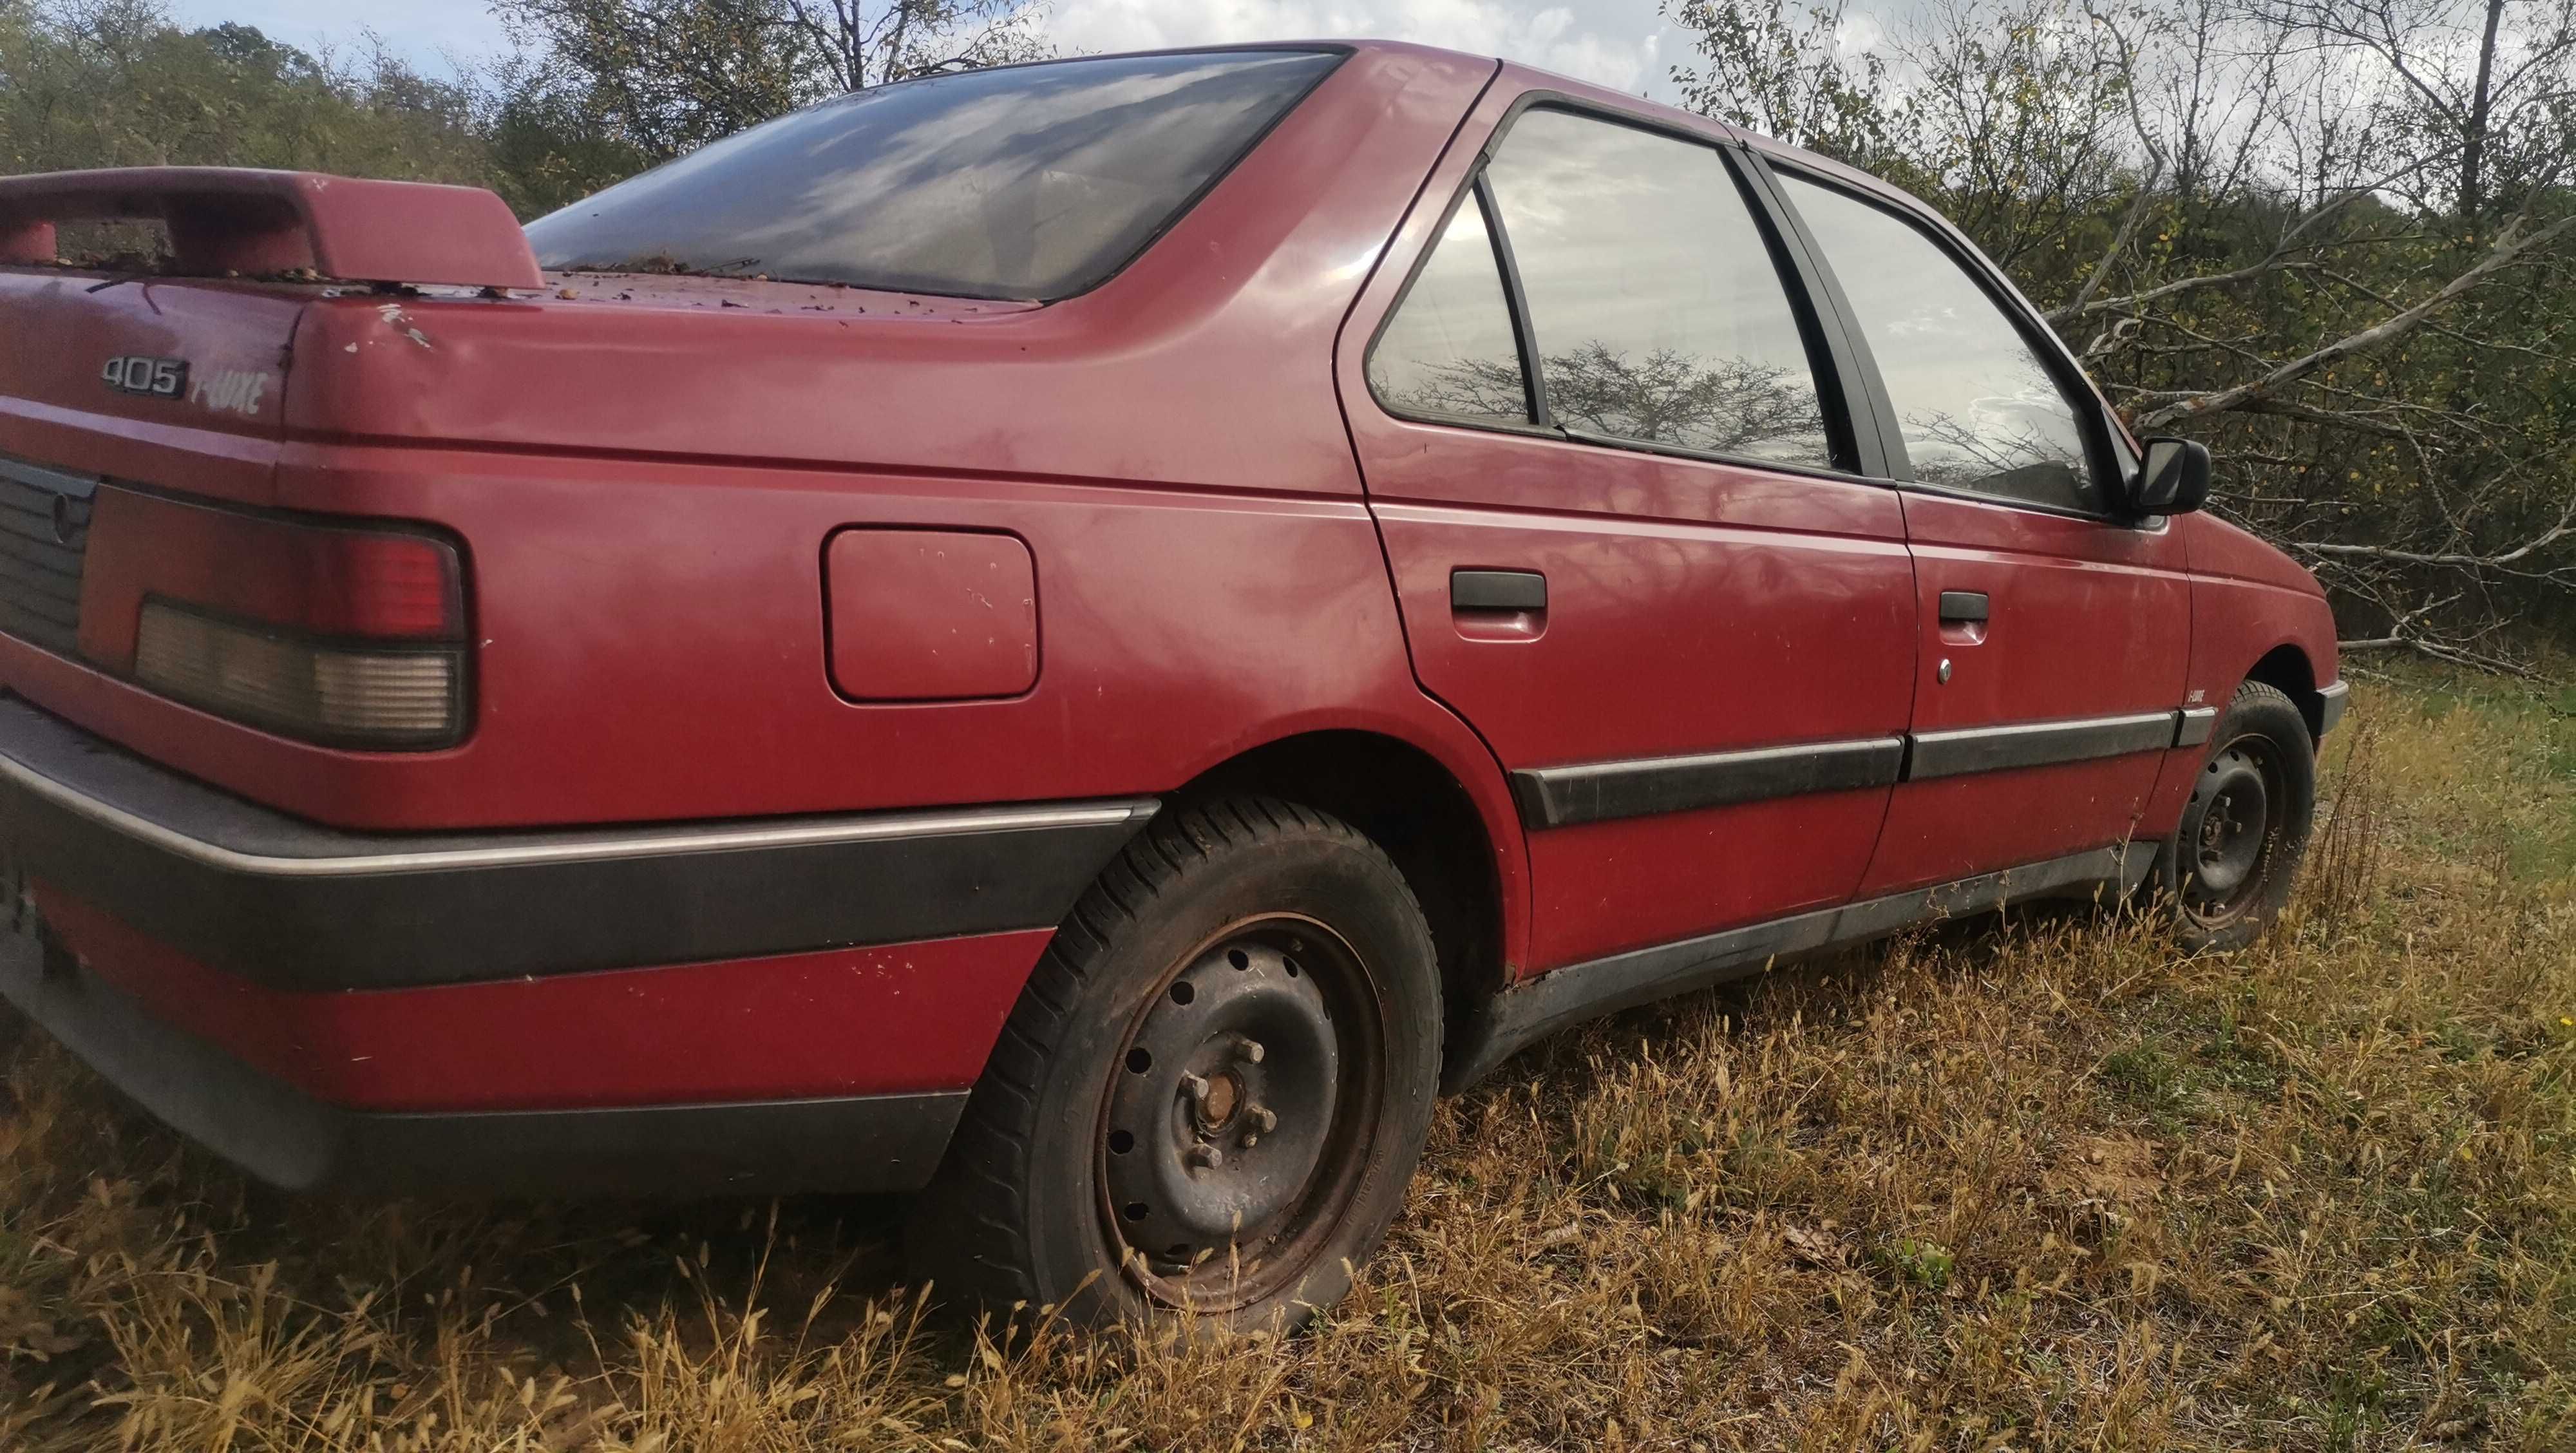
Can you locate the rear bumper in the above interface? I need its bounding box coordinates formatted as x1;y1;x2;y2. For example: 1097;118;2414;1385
0;924;968;1195
0;694;1152;992
0;692;1155;1193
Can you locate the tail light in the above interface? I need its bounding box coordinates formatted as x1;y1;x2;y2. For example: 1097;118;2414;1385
80;488;470;750
133;603;465;746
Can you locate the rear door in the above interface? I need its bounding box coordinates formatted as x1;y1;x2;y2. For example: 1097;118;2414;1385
1338;101;1918;974
1761;165;2190;895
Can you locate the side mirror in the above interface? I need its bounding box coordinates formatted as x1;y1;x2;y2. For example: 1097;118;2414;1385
2130;437;2211;517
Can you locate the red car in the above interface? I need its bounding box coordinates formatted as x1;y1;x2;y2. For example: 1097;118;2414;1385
0;43;2342;1329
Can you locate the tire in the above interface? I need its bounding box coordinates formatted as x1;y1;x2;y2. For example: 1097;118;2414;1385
906;796;1442;1333
2156;680;2316;952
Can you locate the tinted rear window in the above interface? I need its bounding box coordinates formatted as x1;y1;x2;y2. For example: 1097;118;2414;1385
524;50;1342;301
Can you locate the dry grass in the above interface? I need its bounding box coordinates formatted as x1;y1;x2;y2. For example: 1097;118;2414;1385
3;670;2571;1451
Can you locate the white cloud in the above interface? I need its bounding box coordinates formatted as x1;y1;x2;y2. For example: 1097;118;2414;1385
1043;0;1669;95
1834;11;1888;59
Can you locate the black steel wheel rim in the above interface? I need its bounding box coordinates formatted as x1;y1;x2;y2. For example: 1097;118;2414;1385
1096;914;1383;1311
2183;734;2280;927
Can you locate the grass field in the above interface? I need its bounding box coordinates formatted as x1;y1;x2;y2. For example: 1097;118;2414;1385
3;670;2570;1451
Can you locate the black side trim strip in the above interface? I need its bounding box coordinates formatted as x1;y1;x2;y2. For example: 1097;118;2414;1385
1907;711;2179;781
0;694;1154;991
1443;843;2153;1090
1511;736;1902;828
1510;708;2201;831
2175;706;2220;748
0;929;963;1195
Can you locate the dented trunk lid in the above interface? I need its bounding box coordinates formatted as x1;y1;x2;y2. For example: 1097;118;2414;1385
281;274;1045;466
0;167;546;502
0;268;305;506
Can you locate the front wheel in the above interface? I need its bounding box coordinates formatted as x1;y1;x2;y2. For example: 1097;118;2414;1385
907;797;1442;1333
2158;680;2316;952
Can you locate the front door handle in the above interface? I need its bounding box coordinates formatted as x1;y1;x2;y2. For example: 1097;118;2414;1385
1452;569;1548;612
1938;591;1989;623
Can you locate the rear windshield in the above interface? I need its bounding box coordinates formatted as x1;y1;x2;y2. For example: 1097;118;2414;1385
524;49;1343;301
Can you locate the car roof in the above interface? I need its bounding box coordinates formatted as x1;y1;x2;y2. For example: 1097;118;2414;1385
1055;39;1926;219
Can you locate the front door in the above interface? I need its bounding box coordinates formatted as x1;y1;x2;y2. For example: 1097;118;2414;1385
1765;169;2190;895
1338;102;1920;973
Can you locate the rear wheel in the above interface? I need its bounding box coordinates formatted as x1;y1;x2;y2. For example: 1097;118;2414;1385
907;797;1441;1331
2161;680;2315;951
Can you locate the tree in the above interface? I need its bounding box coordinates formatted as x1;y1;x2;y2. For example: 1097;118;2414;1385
1;0;1056;227
773;0;1045;93
488;0;1044;164
1665;0;2576;667
1668;0;1899;164
1;0;496;185
2264;0;2576;225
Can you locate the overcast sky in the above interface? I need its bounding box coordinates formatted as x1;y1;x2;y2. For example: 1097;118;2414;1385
161;0;1700;96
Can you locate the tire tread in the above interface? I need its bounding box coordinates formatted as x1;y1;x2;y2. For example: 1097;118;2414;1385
2163;678;2316;952
911;795;1422;1313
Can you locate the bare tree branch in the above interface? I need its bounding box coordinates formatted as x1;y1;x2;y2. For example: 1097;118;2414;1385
2064;154;2166;318
2139;209;2576;429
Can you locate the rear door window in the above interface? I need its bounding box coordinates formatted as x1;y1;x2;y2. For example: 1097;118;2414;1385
1479;109;1836;470
525;50;1341;301
1778;173;2103;513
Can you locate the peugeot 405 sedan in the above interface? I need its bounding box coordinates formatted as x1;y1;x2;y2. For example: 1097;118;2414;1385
0;42;2344;1330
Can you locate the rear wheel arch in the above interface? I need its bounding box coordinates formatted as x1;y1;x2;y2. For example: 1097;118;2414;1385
909;794;1443;1329
1172;730;1511;1050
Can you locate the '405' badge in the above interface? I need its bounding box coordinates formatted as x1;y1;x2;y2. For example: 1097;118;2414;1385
100;355;188;399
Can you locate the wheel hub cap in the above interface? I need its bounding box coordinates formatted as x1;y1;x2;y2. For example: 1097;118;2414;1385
1103;935;1339;1269
2186;743;2274;911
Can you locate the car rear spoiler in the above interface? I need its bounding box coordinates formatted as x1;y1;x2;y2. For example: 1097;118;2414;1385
0;167;544;290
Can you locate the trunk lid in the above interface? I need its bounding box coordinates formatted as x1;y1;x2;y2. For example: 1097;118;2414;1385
0;168;541;779
0;166;543;505
0;267;302;456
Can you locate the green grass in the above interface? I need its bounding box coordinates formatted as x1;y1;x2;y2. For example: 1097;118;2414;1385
2373;662;2576;878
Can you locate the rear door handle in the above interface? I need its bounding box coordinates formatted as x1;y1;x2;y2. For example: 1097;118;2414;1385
1938;591;1989;623
1452;569;1548;612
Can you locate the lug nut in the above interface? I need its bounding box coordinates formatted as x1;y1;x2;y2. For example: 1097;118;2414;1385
1185;1143;1222;1174
1249;1106;1278;1134
1179;1072;1210;1103
1235;1037;1266;1064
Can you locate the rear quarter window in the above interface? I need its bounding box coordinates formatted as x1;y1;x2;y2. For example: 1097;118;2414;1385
525;49;1343;302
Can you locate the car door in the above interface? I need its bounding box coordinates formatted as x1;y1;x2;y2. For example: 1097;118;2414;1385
1337;101;1920;974
1761;164;2191;896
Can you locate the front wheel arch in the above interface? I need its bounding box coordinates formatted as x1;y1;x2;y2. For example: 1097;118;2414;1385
2158;679;2317;951
2243;641;2337;741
